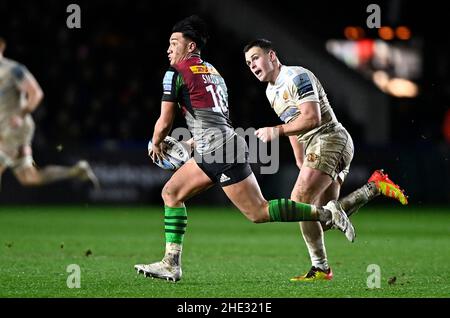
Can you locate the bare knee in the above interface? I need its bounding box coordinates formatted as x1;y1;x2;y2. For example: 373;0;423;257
161;185;184;207
293;187;316;204
293;168;333;204
242;202;269;224
15;169;42;186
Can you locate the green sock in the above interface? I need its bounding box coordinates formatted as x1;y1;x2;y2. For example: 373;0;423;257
164;206;187;244
268;199;318;222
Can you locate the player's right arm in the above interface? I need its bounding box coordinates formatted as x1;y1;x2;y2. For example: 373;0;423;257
289;135;303;170
151;67;181;163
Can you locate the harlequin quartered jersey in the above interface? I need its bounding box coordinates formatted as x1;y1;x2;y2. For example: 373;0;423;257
161;54;235;154
266;65;338;142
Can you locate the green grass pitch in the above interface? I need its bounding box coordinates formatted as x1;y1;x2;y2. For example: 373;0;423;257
0;205;449;298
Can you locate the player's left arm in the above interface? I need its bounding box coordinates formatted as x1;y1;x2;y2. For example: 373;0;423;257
16;68;44;115
150;101;177;163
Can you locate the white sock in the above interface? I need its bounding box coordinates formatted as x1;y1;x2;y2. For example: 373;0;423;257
301;222;329;271
307;243;329;271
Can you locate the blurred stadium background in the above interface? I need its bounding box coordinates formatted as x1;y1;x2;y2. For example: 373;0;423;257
0;0;448;205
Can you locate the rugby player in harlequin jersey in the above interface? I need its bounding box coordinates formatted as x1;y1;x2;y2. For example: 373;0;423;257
161;54;235;157
134;16;359;283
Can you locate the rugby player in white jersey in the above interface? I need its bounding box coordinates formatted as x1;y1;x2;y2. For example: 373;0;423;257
0;38;99;190
244;39;407;281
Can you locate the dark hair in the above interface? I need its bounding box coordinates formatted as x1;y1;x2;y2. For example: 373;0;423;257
243;38;274;54
0;37;6;53
172;15;209;50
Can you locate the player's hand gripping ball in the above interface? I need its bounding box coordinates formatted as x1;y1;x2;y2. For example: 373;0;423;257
148;136;191;171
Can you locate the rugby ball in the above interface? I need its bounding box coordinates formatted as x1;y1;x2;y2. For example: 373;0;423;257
148;136;191;171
